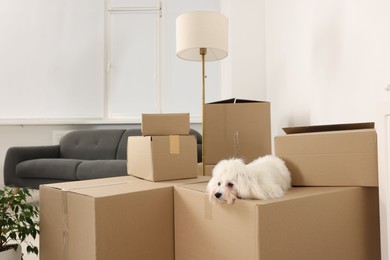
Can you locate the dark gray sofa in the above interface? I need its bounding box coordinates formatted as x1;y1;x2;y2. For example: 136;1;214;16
4;128;202;189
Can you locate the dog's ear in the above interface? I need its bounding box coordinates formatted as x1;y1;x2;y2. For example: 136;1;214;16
207;177;220;203
208;188;217;203
207;177;218;194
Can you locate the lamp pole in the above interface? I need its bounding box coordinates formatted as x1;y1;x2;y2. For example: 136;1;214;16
200;47;207;176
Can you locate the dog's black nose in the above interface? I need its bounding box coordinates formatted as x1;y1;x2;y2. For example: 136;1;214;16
215;192;222;199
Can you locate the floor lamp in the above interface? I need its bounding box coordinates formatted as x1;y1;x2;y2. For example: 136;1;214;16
176;11;228;175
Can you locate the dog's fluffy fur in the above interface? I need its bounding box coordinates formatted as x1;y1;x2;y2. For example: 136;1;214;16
207;155;291;204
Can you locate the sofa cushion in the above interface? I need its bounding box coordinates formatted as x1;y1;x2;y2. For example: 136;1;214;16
60;129;125;160
16;159;82;180
76;160;128;180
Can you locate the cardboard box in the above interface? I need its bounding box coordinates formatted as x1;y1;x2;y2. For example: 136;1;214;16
275;122;378;186
40;177;173;260
127;135;197;181
204;99;271;164
174;182;381;260
141;113;190;135
40;176;209;260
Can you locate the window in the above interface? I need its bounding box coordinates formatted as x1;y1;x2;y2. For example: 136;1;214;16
0;0;221;122
0;0;105;119
106;0;222;122
106;0;162;119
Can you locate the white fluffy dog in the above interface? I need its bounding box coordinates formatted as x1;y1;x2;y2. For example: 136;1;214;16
207;155;291;204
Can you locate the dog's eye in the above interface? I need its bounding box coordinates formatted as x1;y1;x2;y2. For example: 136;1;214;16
227;182;234;188
218;182;221;186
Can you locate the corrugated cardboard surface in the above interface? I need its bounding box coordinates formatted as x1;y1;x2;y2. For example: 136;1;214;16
127;135;197;181
174;182;381;260
141;113;190;135
40;177;176;260
197;163;215;176
204;99;271;164
275;128;378;186
40;176;210;260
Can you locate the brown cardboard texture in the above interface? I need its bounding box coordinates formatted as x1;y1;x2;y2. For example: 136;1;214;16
40;176;204;260
275;123;378;186
40;176;209;260
204;99;271;164
174;182;381;260
197;163;215;176
142;113;189;135
127;135;197;181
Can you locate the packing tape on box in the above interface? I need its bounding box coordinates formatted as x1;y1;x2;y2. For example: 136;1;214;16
62;191;69;260
170;135;180;154
233;131;240;157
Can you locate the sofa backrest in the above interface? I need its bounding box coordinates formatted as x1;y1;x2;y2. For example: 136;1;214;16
60;129;126;160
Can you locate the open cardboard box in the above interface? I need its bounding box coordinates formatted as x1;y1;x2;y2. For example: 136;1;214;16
204;98;271;164
174;181;381;260
275;122;378;187
39;176;208;260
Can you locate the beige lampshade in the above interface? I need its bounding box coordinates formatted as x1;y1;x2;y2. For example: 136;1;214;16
176;11;228;62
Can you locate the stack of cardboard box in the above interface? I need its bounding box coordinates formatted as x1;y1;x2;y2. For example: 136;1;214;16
40;106;381;260
39;175;209;260
175;115;381;260
174;101;380;260
39;113;202;260
127;113;198;181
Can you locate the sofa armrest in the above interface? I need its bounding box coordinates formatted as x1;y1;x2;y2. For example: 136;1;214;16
189;129;202;163
3;145;60;187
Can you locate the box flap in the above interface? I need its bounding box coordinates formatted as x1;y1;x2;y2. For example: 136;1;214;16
142;113;190;135
207;98;269;104
41;176;140;191
282;122;374;134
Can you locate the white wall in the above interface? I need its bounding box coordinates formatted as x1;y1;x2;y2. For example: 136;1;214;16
221;0;390;139
226;1;390;258
220;0;266;100
265;0;390;138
